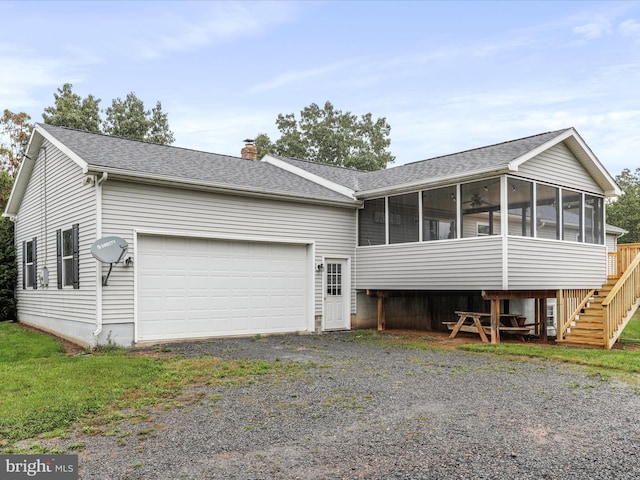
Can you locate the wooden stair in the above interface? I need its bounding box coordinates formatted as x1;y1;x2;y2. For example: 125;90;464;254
557;281;615;348
557;244;640;349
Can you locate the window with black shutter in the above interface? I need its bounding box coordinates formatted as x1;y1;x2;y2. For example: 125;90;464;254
23;238;37;289
57;225;80;289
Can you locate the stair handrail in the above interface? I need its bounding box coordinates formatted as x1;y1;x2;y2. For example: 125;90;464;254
602;250;640;349
558;289;596;341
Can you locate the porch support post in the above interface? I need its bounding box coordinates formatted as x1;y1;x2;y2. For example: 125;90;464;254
556;290;565;341
536;298;547;341
377;294;385;331
490;298;500;344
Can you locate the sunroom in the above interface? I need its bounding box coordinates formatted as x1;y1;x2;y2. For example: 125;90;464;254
356;174;607;293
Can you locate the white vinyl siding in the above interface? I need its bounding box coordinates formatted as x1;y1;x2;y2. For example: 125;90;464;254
101;181;357;330
356;236;504;290
507;237;607;289
14;141;97;328
518;143;603;194
357;235;608;291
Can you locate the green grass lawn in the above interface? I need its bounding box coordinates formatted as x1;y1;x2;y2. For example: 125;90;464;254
353;308;640;381
451;307;640;380
621;307;640;340
0;322;304;451
3;313;640;452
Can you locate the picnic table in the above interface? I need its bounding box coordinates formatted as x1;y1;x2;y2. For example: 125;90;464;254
444;311;531;343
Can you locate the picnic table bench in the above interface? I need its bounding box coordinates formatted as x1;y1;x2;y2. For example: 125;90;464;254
444;311;531;342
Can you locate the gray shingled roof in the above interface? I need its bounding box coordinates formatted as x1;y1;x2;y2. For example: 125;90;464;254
38;124;357;204
269;155;369;190
274;129;571;193
357;129;570;191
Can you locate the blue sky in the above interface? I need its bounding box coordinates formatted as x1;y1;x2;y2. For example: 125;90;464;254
1;0;639;175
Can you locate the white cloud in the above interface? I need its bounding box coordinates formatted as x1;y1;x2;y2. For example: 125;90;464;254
619;19;640;37
573;18;613;39
247;62;350;94
0;47;86;112
131;2;295;60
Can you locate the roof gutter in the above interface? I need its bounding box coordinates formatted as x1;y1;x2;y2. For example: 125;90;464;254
355;166;510;199
86;166;362;209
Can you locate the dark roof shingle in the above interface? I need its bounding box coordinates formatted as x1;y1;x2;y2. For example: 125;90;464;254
39;123;356;204
273;129;570;192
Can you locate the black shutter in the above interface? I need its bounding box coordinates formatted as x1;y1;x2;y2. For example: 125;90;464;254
32;237;37;290
56;229;62;289
72;224;79;289
22;241;26;290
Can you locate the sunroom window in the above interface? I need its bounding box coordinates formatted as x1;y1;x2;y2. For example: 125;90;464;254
422;186;457;241
461;180;501;237
507;179;533;237
388;192;419;244
585;195;604;244
562;190;582;242
536;184;560;240
358;198;386;246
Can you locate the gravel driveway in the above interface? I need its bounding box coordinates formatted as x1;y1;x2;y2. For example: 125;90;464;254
51;332;640;479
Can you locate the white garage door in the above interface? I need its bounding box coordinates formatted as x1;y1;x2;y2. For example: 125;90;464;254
137;235;310;342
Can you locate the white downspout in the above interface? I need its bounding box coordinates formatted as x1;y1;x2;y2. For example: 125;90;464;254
93;172;108;341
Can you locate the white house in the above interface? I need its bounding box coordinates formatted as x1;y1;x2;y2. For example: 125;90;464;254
4;124;630;348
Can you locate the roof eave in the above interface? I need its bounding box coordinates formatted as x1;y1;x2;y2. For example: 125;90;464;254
4;125;92;218
508;127;622;197
88;166;361;208
3;130;44;218
262;155;357;199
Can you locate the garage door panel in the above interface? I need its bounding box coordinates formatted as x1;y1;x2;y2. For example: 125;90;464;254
137;236;309;342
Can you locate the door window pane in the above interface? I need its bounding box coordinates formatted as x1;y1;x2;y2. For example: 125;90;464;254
326;263;342;296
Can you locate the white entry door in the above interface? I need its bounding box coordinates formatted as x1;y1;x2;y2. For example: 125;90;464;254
323;258;350;330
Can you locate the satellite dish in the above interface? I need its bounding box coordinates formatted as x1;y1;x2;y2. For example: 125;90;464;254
90;236;129;287
91;236;128;264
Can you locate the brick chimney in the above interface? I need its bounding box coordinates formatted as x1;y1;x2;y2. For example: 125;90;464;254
241;139;257;160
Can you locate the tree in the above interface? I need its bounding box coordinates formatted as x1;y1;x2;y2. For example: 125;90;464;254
0;110;33;177
607;167;640;244
42;83;101;132
0;169;16;320
103;93;175;145
103;92;149;141
0;111;25;320
43;84;175;145
256;101;394;171
146;101;175;145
